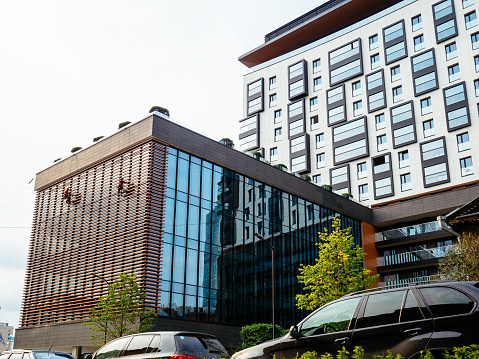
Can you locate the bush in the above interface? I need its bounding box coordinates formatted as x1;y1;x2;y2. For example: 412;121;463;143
341;193;353;199
118;121;131;129
149;106;170;116
300;174;312;182
239;323;288;349
275;163;288;170
220;138;234;148
71;147;82;153
54;158;62;163
93;136;104;142
321;184;333;191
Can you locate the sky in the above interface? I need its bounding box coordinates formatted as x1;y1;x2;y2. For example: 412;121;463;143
0;0;322;331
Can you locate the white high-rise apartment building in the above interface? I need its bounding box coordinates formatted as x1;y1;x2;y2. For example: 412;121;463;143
239;0;479;206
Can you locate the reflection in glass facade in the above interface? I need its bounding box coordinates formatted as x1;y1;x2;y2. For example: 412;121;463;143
156;144;362;327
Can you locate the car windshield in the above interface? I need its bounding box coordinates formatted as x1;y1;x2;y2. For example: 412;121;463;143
34;353;72;359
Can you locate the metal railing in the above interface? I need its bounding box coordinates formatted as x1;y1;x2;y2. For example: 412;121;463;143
381;221;443;241
380;275;440;287
378;245;454;267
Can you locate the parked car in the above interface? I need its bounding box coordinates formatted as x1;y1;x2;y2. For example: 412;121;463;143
232;281;479;359
0;351;74;359
90;331;229;359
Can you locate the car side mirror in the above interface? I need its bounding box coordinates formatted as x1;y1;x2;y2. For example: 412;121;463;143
289;325;300;339
83;354;93;359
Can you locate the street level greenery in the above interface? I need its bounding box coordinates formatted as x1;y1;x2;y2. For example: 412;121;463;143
86;272;156;346
239;323;289;349
296;218;379;310
296;345;479;359
439;232;479;281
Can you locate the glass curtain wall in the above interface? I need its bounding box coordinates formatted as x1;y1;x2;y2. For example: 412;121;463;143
155;145;362;327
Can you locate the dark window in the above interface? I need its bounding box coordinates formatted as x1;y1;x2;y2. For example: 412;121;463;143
400;290;425;322
419;287;475;317
175;335;208;352
359;290;405;328
123;335;155;356
369;34;379;49
96;337;131;359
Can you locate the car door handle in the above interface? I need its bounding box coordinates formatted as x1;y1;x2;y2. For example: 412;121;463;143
334;337;349;344
404;327;422;335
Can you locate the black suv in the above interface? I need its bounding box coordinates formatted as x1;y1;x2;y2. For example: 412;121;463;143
232;281;479;359
91;331;229;359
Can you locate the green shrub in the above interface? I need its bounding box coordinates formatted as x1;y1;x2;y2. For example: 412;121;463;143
239;323;288;349
118;121;131;129
93;136;104;142
321;184;333;191
54;158;62;163
71;147;82;153
149;106;170;116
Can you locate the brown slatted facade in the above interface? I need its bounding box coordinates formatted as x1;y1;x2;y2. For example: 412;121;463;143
20;140;168;327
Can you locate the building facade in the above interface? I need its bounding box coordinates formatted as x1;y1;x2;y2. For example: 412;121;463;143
16;114;370;353
0;323;14;352
239;0;479;286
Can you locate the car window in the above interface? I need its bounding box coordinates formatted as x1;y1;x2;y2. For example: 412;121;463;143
22;354;31;359
400;290;425;322
122;335;155;356
299;297;361;336
146;335;161;353
96;337;131;359
419;286;475;317
0;354;11;359
34;353;72;359
358;290;405;328
202;338;229;357
10;354;23;359
175;335;207;352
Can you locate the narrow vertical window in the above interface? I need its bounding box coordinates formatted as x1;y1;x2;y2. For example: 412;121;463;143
316;133;325;149
313;77;322;91
475;55;479;72
313;59;321;73
423;119;435;137
269;94;277;107
393;86;403;103
310;97;318;112
412;15;423;31
352;81;361;96
371;54;380;69
369;34;379;50
270;148;278;161
421;98;432;115
274;128;282;142
463;0;474;7
448;64;460;82
471;32;479;49
414;34;425;51
377;134;387;151
399;150;409;168
375;113;386;130
274;109;282;123
357;162;367;179
465;11;478;29
310;115;319;130
445;42;457;60
316;153;326;168
400;173;412;191
359;184;369;201
353;100;363;116
391;66;401;82
475;79;479;96
460;157;474;176
457;132;470;151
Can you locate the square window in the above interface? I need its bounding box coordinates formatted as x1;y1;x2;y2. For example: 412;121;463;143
475;79;479;96
359;184;369;201
393;86;403;103
445;42;457;60
399;150;409;168
313;77;322;91
270;147;278;162
352;81;361;96
448;64;460;82
269;94;277;107
316;133;325;149
357;162;367;179
471;32;479;49
310;97;318;112
463;0;474;7
274;109;282;123
269;76;277;90
423;119;435;137
377;134;387;151
274;128;282;142
310;115;319;130
353;100;363;116
371;54;380;69
391;66;401;82
475;56;479;72
460;156;474;176
400;173;412;191
313;59;321;73
421;98;432;115
466;11;478;29
316;153;326;168
412;15;422;31
457;132;470;151
313;174;321;184
369;34;379;50
414;35;425;51
375;113;386;130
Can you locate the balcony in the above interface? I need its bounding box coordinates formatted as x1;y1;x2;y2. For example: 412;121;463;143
377;245;454;268
379;274;439;287
377;220;451;248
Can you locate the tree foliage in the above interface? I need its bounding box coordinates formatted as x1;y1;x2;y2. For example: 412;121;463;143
87;272;157;346
118;121;131;129
71;147;82;153
438;232;479;281
296;218;378;310
239;323;289;349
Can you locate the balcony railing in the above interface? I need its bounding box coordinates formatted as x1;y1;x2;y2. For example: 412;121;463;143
378;245;454;267
381;220;442;241
379;274;439;287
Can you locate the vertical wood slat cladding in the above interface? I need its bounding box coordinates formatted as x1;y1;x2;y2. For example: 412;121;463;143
20;141;168;327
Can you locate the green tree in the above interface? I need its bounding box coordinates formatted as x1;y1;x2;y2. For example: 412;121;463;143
438;232;479;281
296;218;378;310
87;272;157;345
239;323;289;349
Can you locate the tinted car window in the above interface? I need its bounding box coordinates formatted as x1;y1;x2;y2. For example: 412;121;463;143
400;290;424;322
122;335;154;356
146;335;161;353
202;338;229;357
300;297;361;336
34;353;73;359
359;290;405;328
96;337;131;359
420;287;475;317
175;335;207;352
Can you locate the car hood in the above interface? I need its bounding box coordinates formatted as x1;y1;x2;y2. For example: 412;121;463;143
232;337;284;359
